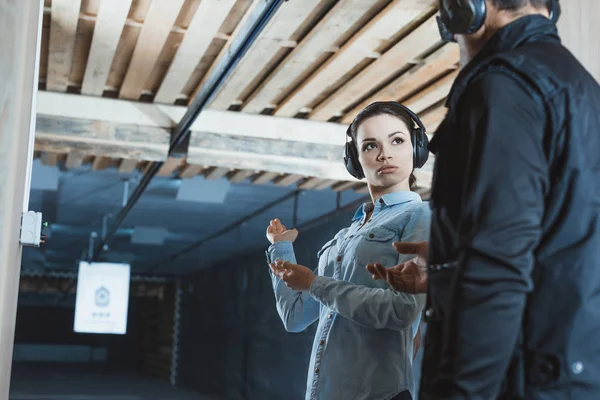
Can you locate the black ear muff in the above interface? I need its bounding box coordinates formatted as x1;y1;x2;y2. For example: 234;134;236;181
439;0;486;36
344;139;365;180
412;127;430;169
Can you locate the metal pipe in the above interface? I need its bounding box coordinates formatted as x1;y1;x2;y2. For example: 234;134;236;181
90;0;287;261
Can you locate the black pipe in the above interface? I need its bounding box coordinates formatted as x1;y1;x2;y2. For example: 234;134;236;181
90;0;287;261
146;189;302;273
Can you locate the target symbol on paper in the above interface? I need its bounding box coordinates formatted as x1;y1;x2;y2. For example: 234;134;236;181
95;287;110;308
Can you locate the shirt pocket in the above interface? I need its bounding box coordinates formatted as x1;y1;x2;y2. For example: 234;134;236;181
316;238;337;276
352;226;398;267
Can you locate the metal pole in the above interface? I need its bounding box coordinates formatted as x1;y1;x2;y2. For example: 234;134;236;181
0;0;44;397
91;0;287;261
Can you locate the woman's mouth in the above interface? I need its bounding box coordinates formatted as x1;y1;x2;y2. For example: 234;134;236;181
377;166;398;174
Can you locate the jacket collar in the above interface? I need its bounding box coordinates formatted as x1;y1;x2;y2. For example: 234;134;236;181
446;15;560;109
352;191;421;222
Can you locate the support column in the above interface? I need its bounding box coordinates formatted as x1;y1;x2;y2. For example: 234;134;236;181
0;0;44;398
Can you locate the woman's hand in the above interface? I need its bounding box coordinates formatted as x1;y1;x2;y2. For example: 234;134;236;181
266;218;298;244
269;260;315;291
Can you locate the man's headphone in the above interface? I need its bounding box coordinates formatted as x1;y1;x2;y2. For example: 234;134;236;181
343;102;429;180
437;0;561;40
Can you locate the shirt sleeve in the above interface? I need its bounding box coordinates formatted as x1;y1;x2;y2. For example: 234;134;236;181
309;205;429;331
267;241;320;333
437;72;548;398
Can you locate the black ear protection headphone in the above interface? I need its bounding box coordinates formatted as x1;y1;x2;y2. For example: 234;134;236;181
343;102;429;180
437;0;561;42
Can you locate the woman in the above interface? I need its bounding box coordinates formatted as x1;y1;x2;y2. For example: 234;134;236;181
265;101;431;400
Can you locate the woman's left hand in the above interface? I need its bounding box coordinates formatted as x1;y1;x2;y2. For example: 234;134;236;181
269;260;316;291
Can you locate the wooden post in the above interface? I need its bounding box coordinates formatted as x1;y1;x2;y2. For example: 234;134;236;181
0;0;43;397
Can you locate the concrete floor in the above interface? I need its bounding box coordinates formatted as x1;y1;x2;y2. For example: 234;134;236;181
9;363;215;400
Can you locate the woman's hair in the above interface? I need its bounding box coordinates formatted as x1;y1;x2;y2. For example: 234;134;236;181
347;101;417;190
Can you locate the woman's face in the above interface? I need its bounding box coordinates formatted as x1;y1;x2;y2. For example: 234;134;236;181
355;114;413;190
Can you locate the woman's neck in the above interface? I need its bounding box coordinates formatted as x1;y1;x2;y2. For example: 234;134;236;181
368;180;410;203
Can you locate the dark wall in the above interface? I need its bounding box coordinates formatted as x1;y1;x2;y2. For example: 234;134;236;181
177;209;356;400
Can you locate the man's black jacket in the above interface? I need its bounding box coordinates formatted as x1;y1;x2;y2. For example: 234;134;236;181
420;15;600;399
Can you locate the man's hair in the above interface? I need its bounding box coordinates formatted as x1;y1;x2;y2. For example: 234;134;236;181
490;0;550;10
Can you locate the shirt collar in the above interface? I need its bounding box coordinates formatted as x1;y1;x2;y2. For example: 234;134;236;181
352;191;422;221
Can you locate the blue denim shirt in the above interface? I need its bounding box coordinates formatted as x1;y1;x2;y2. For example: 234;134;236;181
268;191;430;400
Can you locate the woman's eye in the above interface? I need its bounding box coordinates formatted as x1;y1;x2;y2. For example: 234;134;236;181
392;137;404;144
363;143;376;151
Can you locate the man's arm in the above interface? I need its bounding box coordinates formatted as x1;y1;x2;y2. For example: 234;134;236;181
438;72;548;398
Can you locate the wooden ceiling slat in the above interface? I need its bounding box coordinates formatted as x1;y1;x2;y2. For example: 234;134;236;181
209;0;327;110
81;0;133;96
118;159;139;174
341;43;458;123
274;0;437;118
47;0;83;91
309;15;441;121
419;104;448;133
154;0;236;104
228;169;256;183
65;152;85;169
157;157;185;176
403;70;458;114
119;0;185;100
242;0;383;114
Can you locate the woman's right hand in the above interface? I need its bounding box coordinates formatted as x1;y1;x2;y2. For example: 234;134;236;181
266;218;298;244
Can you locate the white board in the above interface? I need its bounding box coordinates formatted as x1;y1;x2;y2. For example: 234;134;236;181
73;261;131;335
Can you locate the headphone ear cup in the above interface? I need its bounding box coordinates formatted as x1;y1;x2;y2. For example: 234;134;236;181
445;0;486;34
412;128;430;169
344;141;365;179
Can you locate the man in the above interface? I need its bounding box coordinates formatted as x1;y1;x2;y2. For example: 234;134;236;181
367;0;600;398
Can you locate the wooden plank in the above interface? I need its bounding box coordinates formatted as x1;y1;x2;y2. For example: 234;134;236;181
354;184;370;193
332;181;361;192
81;0;133;96
309;15;441;121
47;0;83;91
204;166;231;180
157;157;184;176
242;0;381;113
403;70;458;114
118;159;139;174
341;43;459;123
252;171;280;185
209;0;325;110
41;152;59;167
273;174;304;187
179;165;204;179
297;177;323;190
0;1;43;395
154;0;236;104
65;152;85;169
119;0;186;100
37;91;347;147
92;156;111;171
419;103;447;133
313;179;337;190
34;115;170;161
275;0;437;117
228;169;255;183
